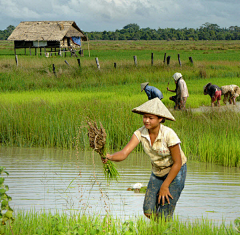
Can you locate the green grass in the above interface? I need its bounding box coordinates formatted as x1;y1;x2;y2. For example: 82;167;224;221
0;90;240;167
2;210;238;235
0;40;240;167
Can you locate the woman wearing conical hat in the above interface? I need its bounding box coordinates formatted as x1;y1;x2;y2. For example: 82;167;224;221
102;98;187;220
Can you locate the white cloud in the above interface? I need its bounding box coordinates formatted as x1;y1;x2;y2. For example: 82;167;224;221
0;0;240;31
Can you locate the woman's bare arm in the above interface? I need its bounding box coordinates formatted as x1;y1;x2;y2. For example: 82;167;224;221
102;134;140;163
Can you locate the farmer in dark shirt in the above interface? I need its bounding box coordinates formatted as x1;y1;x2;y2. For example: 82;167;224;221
203;83;222;107
141;82;164;100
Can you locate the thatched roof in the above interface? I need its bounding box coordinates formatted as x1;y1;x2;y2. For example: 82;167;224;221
8;21;87;41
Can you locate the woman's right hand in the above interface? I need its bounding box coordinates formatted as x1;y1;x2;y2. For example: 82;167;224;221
101;153;112;164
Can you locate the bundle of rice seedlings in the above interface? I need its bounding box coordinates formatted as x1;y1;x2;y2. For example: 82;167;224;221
87;119;120;181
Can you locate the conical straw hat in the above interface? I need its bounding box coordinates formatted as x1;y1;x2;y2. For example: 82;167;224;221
141;82;149;92
132;98;175;121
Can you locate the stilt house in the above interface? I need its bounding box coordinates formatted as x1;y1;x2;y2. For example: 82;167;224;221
7;21;87;56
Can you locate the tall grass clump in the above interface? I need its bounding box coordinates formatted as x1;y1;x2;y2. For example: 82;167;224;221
171;110;240;167
2;210;237;235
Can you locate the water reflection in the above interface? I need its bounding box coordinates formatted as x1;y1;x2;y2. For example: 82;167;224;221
0;147;239;224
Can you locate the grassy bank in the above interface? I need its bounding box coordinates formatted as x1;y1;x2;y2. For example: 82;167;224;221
2;210;238;235
1;40;240;92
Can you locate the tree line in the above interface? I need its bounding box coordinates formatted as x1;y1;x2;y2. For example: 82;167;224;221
1;22;240;41
85;23;240;41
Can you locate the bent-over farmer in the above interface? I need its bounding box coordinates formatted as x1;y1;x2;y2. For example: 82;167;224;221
167;72;189;110
221;84;240;105
141;82;164;100
204;83;222;107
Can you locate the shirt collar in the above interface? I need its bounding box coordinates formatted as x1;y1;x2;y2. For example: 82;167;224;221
140;125;163;145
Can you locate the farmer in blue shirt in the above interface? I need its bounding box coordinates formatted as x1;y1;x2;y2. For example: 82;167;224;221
141;82;164;100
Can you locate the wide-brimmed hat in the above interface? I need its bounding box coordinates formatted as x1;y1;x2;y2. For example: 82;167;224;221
173;72;182;81
141;82;149;92
132;97;175;121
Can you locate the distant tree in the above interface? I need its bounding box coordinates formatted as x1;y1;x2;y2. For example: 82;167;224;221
123;23;140;33
0;25;15;40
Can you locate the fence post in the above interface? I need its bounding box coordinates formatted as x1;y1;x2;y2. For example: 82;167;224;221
53;64;56;76
95;57;100;69
65;60;70;66
15;55;18;66
133;56;137;66
178;54;182;66
189;57;194;64
163;53;166;64
167;56;171;65
77;59;81;67
151;53;154;66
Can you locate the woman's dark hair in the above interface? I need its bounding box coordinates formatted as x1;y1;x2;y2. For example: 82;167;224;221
158;117;166;123
175;77;182;91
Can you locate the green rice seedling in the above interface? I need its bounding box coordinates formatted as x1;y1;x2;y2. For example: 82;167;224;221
3;210;237;235
87;119;120;181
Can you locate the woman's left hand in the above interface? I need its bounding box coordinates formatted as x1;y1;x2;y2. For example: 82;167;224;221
158;184;173;206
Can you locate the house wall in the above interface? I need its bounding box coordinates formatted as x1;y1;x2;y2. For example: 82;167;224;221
60;37;81;49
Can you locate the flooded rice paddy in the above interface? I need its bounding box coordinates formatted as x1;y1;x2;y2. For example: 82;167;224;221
0;147;239;224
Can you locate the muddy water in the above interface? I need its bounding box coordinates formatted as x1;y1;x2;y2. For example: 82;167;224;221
0;147;239;224
191;101;240;113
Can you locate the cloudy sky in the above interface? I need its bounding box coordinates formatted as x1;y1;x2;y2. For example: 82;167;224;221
0;0;240;31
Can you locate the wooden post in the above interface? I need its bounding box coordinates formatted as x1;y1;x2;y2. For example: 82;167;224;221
87;35;90;57
133;56;137;66
163;53;166;64
114;62;117;69
53;64;56;76
151;53;154;66
178;54;182;66
65;60;70;66
29;47;31;55
15;55;18;66
79;49;84;57
167;56;171;65
95;57;100;69
77;59;81;67
189;57;194;64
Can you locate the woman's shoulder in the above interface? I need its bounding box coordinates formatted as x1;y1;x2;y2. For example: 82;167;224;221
135;126;147;134
134;126;148;141
161;124;174;132
161;125;178;137
161;125;181;145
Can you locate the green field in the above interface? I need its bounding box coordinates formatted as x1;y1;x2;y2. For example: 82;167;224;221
0;40;240;167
